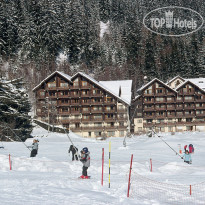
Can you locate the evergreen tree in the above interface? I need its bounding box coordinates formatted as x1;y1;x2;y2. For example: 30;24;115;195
0;77;32;141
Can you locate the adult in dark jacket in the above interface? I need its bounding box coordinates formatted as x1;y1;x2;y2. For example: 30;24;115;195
68;145;78;161
80;147;90;179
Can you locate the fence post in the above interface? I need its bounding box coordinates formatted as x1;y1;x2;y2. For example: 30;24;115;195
102;148;104;186
190;185;192;195
150;158;152;172
9;154;12;170
127;154;133;197
108;141;111;188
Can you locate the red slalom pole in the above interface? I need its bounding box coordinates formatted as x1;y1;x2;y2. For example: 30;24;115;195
9;154;12;170
150;158;152;172
102;148;104;186
190;185;192;195
127;154;133;197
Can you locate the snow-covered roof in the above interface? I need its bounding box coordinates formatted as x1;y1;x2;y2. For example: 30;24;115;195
32;71;72;91
72;72;131;105
99;80;132;105
166;76;185;85
138;78;177;93
186;78;205;91
175;80;205;94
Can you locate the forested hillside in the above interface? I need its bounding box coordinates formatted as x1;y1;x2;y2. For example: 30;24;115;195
0;0;205;95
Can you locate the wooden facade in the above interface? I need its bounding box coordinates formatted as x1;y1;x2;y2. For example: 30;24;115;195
133;77;205;133
33;71;131;138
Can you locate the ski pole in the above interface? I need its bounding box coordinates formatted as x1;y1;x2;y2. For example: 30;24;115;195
152;129;183;159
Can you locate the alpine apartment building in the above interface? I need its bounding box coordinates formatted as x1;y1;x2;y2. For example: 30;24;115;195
33;71;133;138
133;76;205;133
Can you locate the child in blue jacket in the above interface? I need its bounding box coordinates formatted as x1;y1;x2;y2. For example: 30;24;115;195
182;150;192;164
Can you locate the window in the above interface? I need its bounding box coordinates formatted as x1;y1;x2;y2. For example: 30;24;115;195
89;132;91;137
82;90;88;95
49;91;56;96
184;96;193;101
94;122;102;127
120;131;124;136
157;89;163;93
74;107;79;111
74;91;79;96
62;107;69;112
156;97;164;102
107;131;115;137
145;97;152;102
75;123;80;128
93;115;102;119
119;122;124;126
82;115;89;119
73;79;79;87
40;91;45;96
61;91;68;96
82;81;88;86
138;127;142;131
74;99;79;103
48;82;56;88
60;83;68;87
83;107;89;111
137;119;142;123
147;119;153;123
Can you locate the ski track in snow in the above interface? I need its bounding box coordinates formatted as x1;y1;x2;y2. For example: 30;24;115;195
0;125;205;204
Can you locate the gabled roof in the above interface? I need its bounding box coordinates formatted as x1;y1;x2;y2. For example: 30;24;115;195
137;78;177;93
72;72;131;105
175;80;205;94
166;75;185;85
32;71;72;92
186;78;205;91
99;80;132;105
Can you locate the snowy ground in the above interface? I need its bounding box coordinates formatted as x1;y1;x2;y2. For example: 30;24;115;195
1;124;205;205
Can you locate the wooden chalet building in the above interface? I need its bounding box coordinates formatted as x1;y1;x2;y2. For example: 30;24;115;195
132;76;205;133
33;71;133;138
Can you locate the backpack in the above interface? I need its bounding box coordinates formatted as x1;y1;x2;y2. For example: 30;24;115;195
189;144;194;153
184;145;187;151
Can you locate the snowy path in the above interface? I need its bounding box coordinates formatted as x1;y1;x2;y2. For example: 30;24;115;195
1;125;205;204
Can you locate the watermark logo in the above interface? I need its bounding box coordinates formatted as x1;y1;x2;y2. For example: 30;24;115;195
143;6;204;36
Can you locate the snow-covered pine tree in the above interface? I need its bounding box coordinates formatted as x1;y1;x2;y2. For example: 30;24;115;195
0;77;32;141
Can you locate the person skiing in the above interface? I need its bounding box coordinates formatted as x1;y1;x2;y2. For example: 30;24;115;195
182;150;192;164
68;145;78;161
79;147;90;179
29;139;39;157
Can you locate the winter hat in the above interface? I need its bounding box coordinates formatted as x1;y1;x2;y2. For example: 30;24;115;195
82;147;88;153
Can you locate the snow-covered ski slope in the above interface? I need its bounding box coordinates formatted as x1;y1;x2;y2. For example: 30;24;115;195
0;124;205;205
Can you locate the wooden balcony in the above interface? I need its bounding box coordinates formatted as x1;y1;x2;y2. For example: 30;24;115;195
184;107;195;110
117;116;128;121
144;107;155;111
155;100;167;104
59;111;70;115
144;100;154;104
81;101;91;105
92;93;103;97
144;115;155;119
167;114;176;118
56;86;69;90
104;117;116;122
70;94;80;98
70;86;80;90
195;99;205;102
104;110;116;113
118;109;127;113
176;106;183;110
37;96;46;99
166;107;175;111
91;110;103;113
58;103;70;106
196;106;205;110
155;107;166;111
196;113;205;117
81;94;90;97
91;118;103;122
90;101;103;105
58;95;70;99
81;110;91;114
70;111;81;114
104;101;116;105
155;115;166;119
69;119;81;122
80;85;91;89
